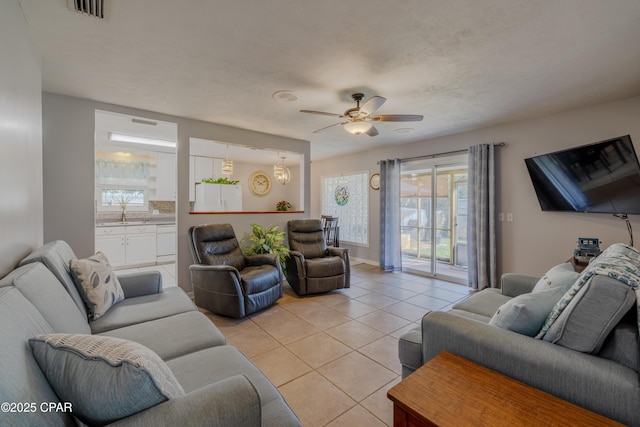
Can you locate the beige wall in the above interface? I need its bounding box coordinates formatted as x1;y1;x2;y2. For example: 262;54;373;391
311;96;640;277
0;0;43;277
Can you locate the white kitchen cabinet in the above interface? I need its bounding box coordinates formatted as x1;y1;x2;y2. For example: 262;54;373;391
95;226;126;267
125;225;157;265
193;183;242;212
156;224;176;263
153;152;176;201
95;225;156;268
189;156;223;202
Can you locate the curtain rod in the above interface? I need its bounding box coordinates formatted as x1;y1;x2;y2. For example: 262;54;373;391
377;142;505;164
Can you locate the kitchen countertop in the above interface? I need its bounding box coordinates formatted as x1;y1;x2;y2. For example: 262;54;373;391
96;218;176;227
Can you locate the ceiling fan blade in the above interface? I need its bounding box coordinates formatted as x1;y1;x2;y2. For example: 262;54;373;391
365;125;379;137
371;114;423;122
300;109;344;118
312;122;348;133
360;96;386;115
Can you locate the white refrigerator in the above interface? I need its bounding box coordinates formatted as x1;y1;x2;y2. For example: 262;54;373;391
194;183;242;212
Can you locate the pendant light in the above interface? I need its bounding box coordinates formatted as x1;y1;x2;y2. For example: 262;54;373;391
273;151;283;178
222;145;233;175
275;156;291;185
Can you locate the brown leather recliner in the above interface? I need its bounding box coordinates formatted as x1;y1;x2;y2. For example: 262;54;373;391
188;223;283;318
285;219;350;296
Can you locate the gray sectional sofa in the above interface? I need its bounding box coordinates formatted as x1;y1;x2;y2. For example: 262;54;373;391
399;251;640;426
0;240;300;427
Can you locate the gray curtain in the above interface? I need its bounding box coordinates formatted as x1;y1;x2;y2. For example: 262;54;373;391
467;144;497;289
379;159;402;271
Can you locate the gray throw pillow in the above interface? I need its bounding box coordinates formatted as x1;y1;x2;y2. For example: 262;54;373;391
69;251;124;319
489;286;566;336
542;275;636;353
532;262;580;293
29;333;184;426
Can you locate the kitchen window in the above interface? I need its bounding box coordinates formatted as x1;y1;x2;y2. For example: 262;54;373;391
95;151;151;212
97;188;148;212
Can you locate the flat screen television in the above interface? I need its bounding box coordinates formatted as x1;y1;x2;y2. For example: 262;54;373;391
524;135;640;214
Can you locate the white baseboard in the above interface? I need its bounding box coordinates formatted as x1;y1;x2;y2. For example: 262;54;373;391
350;256;378;266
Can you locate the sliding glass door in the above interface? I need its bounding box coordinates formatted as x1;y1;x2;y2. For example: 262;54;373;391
400;155;468;283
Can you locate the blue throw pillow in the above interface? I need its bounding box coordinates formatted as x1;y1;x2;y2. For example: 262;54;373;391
532;262;580;293
489;286;566;336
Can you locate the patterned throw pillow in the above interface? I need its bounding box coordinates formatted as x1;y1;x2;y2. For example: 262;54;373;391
69;252;124;319
29;334;184;426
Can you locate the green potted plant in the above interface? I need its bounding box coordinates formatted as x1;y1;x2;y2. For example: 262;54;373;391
276;200;292;211
201;177;240;184
242;224;290;274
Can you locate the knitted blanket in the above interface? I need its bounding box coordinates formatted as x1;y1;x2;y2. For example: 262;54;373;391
536;243;640;339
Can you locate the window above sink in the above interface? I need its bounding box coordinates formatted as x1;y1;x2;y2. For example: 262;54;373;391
98;188;148;213
95;150;152;213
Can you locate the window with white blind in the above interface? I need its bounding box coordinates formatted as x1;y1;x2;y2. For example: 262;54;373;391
321;171;369;246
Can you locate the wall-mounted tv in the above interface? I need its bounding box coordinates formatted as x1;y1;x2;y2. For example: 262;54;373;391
524;135;640;214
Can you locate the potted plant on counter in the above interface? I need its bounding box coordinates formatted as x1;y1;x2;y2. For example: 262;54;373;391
201;177;239;185
276;200;292;211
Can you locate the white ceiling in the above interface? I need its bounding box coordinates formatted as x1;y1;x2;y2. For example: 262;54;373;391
19;0;640;161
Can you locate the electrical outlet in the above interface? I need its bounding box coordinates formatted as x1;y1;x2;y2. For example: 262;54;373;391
498;213;504;221
507;213;514;222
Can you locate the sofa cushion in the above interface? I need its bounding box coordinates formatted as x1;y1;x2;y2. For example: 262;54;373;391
167;345;300;426
532;262;580;293
69;252;124;320
0;287;73;427
89;287;197;334
451;288;511;318
19;240;89;319
542;275;636;353
99;311;226;361
0;263;90;334
597;310;639;373
398;326;422;375
489;286;566;336
448;309;493;323
29;333;185;426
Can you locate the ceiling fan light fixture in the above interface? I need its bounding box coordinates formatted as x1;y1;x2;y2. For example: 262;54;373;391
344;121;372;135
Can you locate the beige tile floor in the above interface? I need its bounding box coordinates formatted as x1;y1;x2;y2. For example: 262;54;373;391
200;263;473;426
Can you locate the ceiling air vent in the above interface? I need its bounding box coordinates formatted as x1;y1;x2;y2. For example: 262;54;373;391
67;0;107;19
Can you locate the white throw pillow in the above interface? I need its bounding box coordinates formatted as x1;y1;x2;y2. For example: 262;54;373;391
69;251;124;319
29;333;184;426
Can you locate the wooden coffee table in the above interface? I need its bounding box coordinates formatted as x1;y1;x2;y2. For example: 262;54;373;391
387;351;623;426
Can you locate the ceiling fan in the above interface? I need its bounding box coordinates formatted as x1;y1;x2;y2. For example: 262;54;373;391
300;93;423;136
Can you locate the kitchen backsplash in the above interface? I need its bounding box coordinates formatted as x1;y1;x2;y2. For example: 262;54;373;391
96;201;176;222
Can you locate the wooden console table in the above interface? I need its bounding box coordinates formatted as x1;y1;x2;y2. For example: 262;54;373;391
387;351;623;427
